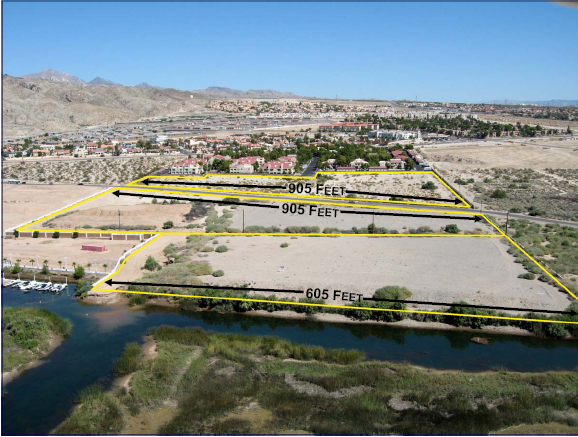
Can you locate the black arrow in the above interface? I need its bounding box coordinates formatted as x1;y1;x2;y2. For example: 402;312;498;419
347;189;462;205
112;190;279;209
105;279;303;294
363;297;577;316
142;178;285;189
339;209;482;222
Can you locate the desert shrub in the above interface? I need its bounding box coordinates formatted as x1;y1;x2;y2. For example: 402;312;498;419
72;231;79;239
280;243;289;248
189;262;213;276
445;224;460;234
373;286;412;301
518;273;536;280
143;256;161;271
200;246;214;252
421;181;437;190
162;221;174;229
52;231;60;238
73;265;85;279
491;189;507;199
212;270;225;277
215;245;228;253
33;231;39;238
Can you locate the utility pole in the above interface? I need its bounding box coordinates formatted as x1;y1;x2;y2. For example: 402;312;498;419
118;209;121;233
505;211;510;236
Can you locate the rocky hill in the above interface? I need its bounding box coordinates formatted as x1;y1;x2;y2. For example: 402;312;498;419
88;77;120;86
2;75;207;137
21;69;88;86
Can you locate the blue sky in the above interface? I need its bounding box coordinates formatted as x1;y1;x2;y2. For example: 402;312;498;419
3;2;577;102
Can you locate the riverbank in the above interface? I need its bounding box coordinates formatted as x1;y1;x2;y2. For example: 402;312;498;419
242;309;537;338
2;333;63;386
96;294;574;340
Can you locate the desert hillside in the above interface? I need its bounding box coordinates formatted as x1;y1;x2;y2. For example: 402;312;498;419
2;75;208;137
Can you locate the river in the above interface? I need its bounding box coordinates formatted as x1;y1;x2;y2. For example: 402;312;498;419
3;286;578;435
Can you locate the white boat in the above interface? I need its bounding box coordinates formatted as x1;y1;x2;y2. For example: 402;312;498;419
34;282;47;290
37;282;53;291
4;279;21;287
21;281;39;290
15;281;30;289
50;283;66;293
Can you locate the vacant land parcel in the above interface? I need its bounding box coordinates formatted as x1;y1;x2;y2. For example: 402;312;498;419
130;171;467;208
95;234;572;314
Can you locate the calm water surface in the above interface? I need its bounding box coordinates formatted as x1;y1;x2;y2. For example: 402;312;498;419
2;286;578;435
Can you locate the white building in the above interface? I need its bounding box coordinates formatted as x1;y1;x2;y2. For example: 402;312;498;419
170;158;207;175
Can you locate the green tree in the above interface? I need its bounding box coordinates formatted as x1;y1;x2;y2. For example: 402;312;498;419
73;265;85;279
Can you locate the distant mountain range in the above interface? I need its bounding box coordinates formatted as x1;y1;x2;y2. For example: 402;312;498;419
88;76;120;86
22;69;88;86
17;69;303;98
191;86;301;99
485;99;578;107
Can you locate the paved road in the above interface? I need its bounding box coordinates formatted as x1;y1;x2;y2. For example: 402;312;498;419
300;157;318;176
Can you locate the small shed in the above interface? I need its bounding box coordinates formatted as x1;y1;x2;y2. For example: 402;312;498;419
82;244;106;252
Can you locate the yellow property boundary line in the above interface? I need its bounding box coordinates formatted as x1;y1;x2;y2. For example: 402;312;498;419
89;225;578;326
127;170;472;209
13;174;578;325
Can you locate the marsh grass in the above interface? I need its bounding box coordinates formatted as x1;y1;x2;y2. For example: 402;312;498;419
57;327;578;435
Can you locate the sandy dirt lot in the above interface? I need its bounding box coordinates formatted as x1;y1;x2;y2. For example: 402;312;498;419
232;205;493;234
142;172;458;205
100;234;572;313
3;238;137;272
37;193;205;232
423;141;578;171
200;236;570;311
95;235;184;291
2;184;104;233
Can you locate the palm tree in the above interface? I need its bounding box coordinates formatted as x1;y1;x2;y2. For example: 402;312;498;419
43;260;49;267
87;263;92;271
58;261;62;270
16;258;21;265
103;264;108;272
30;259;35;268
72;262;76;269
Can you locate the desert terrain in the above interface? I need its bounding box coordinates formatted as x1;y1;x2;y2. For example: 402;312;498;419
140;172;460;205
3;238;137;273
422;141;578;220
2;184;104;233
232;204;492;234
32;189;487;235
98;234;571;312
3;155;182;185
423;140;578;171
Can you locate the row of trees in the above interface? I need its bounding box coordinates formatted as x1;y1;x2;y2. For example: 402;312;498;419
6;257;108;279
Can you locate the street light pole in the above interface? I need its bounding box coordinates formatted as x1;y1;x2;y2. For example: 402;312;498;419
118;209;121;233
